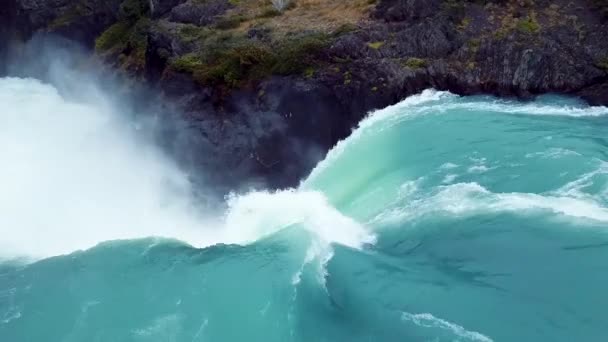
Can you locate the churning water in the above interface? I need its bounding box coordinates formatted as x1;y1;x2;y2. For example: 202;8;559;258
1;78;608;341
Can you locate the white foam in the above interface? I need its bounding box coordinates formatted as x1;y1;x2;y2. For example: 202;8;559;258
525;148;582;159
221;189;375;287
222;189;375;249
552;161;608;201
374;182;608;225
442;174;458;184
439;163;459;170
401;312;494;342
467;165;491;173
0;78;374;259
477;100;608;117
467;157;493;174
428;99;608;117
1;310;21;324
0;78;222;258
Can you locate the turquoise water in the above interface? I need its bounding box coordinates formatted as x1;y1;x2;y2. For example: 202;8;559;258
1;81;608;341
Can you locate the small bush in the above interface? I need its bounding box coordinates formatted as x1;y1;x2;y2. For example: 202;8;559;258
272;33;329;75
95;22;132;52
178;25;212;43
367;41;385;49
169;32;330;87
517;17;540;34
171;54;204;73
402;57;427;69
95;18;150;71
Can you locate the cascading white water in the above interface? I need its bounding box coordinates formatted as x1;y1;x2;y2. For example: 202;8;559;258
0;77;372;259
0;77;212;257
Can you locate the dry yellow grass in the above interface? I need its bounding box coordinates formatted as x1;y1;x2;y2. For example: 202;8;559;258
227;0;374;35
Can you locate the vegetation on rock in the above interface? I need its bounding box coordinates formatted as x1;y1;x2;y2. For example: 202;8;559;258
170;31;330;87
402;58;427;69
79;0;608;98
517;16;540;34
367;41;384;49
94;0;150;73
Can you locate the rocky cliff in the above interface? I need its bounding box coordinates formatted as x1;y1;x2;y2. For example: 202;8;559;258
2;0;608;191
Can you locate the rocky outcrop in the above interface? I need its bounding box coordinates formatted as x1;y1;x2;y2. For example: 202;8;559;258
2;0;608;191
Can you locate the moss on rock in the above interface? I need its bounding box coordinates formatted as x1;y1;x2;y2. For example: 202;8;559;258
367;41;384;49
517;16;540;34
95;21;132;52
95;18;150;72
168;31;330;87
402;57;427;69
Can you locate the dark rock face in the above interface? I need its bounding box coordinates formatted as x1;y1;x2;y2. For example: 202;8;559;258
7;0;123;48
150;0;186;18
374;0;442;22
168;0;230;25
13;0;71;30
0;0;18;75
2;0;608;191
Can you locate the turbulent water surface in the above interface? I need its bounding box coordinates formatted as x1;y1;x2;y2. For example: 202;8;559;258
1;77;608;341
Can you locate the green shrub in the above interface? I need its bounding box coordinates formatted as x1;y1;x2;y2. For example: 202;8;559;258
517;17;540;33
95;22;132;52
169;32;330;87
178;25;213;43
171;42;274;86
95;18;150;71
367;41;384;49
272;33;329;75
402;57;427;69
171;54;201;73
304;67;315;78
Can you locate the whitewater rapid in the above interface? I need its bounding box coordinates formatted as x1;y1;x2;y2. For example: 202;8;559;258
3;76;608;341
0;77;374;259
2;78;608;260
